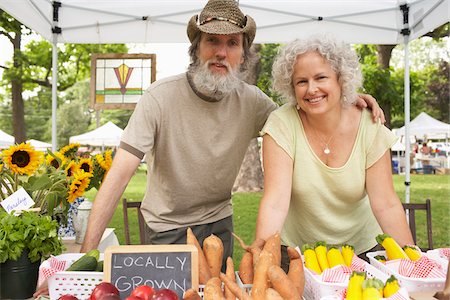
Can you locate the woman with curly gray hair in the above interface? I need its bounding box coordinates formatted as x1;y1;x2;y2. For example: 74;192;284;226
255;35;413;270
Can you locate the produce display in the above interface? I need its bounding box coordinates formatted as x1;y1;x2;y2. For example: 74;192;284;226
346;271;401;300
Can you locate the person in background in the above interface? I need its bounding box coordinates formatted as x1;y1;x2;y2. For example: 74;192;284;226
255;35;413;270
420;142;432;155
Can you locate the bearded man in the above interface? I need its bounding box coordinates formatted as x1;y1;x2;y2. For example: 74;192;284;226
80;0;382;264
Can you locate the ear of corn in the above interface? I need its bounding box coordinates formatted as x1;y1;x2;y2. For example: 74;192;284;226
314;241;329;272
301;244;322;274
375;234;409;260
346;271;366;300
327;246;346;268
341;244;354;266
403;245;422;261
374;255;387;263
383;275;400;298
362;278;384;300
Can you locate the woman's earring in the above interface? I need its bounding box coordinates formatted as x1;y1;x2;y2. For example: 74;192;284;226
296;104;300;110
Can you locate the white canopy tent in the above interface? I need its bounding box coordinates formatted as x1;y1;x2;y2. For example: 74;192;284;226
26;139;52;151
0;129;14;148
395;112;450;140
0;0;448;202
69;121;123;147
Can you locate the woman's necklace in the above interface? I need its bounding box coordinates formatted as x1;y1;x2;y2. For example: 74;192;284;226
311;127;335;155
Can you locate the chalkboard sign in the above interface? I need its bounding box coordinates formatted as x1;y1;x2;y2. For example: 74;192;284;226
104;245;199;299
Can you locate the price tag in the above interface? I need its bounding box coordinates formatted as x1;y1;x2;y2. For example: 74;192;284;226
1;188;35;214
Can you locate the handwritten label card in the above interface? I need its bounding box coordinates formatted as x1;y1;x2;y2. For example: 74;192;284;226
104;245;199;299
1;188;35;214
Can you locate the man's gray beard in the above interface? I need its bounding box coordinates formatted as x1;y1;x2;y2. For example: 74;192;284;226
188;60;241;100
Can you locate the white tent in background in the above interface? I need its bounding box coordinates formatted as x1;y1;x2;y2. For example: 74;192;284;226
394;112;450;140
0;129;14;148
69;122;123;147
27;139;52;151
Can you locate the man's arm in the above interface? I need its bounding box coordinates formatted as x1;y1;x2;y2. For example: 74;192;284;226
80;148;141;252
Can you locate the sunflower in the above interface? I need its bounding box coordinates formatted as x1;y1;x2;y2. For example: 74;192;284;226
45;151;66;169
59;143;80;159
2;143;44;176
96;150;113;171
65;160;80;177
78;157;94;174
67;170;93;203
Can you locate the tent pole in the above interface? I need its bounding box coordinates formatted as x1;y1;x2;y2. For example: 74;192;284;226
51;36;58;152
400;4;410;204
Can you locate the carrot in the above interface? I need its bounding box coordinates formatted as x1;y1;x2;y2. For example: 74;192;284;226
224;257;236;300
203;277;224;300
251;249;275;300
220;273;252;300
203;234;224;278
287;247;305;297
183;288;202;300
186;227;211;284
265;288;284;300
267;265;301;299
238;251;254;284
287;246;301;260
232;232;250;251
263;232;281;266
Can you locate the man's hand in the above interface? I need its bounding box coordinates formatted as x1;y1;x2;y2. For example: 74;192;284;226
356;94;386;124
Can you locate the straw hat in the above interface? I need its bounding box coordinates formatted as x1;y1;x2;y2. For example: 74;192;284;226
187;0;256;45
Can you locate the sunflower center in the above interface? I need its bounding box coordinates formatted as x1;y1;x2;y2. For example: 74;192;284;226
12;150;31;167
51;159;60;169
80;163;90;173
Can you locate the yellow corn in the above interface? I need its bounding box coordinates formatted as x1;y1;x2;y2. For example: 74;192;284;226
362;278;384;300
341;244;354;266
301;244;322;274
314;241;329;272
403;245;422;261
327;246;346;268
346;271;366;300
383;275;400;298
375;234;409;260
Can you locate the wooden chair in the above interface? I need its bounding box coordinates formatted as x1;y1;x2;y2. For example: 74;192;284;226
122;198;146;244
402;199;433;250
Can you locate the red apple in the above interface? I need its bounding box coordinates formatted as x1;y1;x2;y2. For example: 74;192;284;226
130;285;154;300
97;293;121;300
89;282;120;300
152;289;179;300
125;297;143;300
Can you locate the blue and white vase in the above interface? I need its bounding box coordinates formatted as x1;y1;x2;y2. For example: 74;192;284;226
58;197;85;238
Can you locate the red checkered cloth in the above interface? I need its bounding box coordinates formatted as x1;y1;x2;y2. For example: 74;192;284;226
439;248;450;259
322;265;352;283
397;256;446;278
350;255;367;272
386;288;410;300
39;256;67;281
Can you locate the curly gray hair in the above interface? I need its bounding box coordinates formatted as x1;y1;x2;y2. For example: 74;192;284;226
272;34;362;105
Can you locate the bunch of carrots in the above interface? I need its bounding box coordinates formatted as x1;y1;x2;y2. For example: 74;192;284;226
182;228;305;300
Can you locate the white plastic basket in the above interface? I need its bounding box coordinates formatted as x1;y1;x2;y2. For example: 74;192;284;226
426;249;449;270
43;253;104;300
303;262;388;300
367;250;445;292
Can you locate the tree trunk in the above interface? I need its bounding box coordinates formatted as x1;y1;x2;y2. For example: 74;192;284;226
233;44;264;193
376;45;396;128
11;29;26;143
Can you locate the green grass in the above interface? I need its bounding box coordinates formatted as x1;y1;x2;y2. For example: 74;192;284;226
84;170;449;268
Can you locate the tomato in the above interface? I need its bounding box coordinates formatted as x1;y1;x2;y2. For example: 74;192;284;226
152;289;179;300
58;295;79;300
89;282;120;300
130;285;154;300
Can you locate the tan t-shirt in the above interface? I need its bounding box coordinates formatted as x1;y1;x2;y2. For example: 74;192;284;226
121;73;276;232
261;104;397;254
